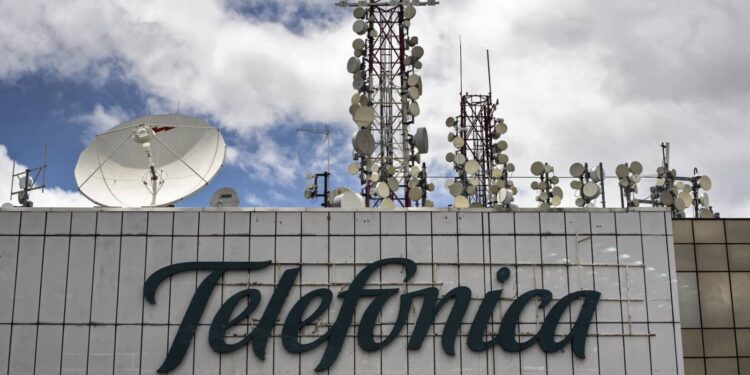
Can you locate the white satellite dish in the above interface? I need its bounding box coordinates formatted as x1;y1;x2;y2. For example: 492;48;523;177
464;160;480;174
210;187;240;208
353;7;366;19
530;161;545;176
582;182;601;200
381;198;396;209
75;114;226;208
352;130;376;155
347;57;361;73
453;196;470;208
697;175;712;191
347;162;360;175
354;106;376;127
404;5;417;19
629;161;643;175
353;20;367;35
615;164;629;179
497;188;513;206
333;191;366;209
569;163;585;178
408;187;423;201
412;127;429;153
449;182;464;197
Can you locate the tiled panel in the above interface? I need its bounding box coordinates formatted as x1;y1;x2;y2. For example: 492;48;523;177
0;236;19;323
96;212;122;235
35;327;63;375
39;236;69;323
13;236;44;323
46;211;71;235
121;212;147;235
0;208;682;375
20;211;46;235
71;212;97;235
9;325;36;375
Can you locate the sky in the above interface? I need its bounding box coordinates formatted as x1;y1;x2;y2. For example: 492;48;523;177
0;0;749;217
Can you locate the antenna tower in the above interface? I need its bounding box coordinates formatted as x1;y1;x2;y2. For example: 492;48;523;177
339;0;437;208
445;50;516;208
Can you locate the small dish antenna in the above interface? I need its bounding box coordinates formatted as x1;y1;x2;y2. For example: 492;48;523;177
75;114;226;207
210;187;240;208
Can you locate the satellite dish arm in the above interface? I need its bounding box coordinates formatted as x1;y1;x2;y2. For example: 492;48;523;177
149;132;211;185
78;131;137;189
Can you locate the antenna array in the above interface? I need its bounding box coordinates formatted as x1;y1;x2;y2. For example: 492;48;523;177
637;143;716;218
444;51;516;208
339;0;437;208
530;162;563;208
569;162;606;208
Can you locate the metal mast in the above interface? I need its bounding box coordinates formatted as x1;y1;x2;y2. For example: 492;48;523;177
340;0;436;208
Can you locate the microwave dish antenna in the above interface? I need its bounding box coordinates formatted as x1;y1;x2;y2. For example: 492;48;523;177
210;187;240;208
74;114;226;207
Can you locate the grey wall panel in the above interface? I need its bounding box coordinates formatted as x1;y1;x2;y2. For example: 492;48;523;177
143;237;171;324
88;325;115;374
91;236;121;324
61;325;89;375
114;325;141;375
65;237;95;324
13;236;44;323
0;325;10;375
35;325;63;375
169;237;197;324
140;326;167;374
117;237;146;324
9;324;37;375
0;236;19;323
39;236;69;323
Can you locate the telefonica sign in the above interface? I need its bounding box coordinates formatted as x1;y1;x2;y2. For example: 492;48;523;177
144;258;601;373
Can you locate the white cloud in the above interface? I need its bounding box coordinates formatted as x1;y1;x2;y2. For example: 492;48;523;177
1;0;749;216
72;104;130;141
0;145;92;207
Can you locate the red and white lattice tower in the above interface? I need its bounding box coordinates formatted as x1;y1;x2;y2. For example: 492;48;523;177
341;0;437;208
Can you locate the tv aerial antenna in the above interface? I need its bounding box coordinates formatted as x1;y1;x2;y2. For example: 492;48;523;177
339;0;437;208
75;114;226;207
9;145;47;207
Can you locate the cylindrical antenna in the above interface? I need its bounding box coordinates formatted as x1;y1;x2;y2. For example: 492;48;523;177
459;36;463;95
486;49;492;96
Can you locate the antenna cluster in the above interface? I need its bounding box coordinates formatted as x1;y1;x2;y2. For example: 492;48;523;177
637;143;716;218
340;0;437;208
530;162;563;208
569;162;606;208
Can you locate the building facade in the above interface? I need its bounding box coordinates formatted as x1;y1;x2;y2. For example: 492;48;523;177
0;208;687;374
674;219;750;375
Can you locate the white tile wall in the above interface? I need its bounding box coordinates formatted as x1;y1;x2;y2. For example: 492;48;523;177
0;209;682;375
